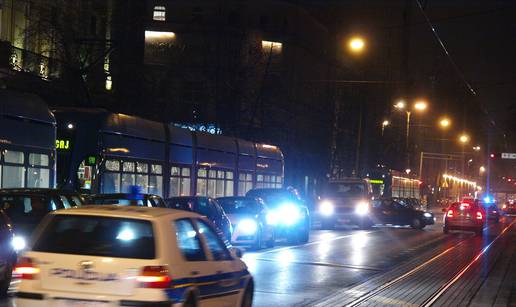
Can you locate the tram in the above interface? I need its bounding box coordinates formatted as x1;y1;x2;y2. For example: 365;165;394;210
53;108;284;198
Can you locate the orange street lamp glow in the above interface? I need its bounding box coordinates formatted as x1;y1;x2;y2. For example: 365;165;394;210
349;37;365;53
394;100;406;110
459;134;470;144
439;118;451;129
414;101;428;111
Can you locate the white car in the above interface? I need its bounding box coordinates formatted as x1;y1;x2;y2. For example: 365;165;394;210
14;205;254;307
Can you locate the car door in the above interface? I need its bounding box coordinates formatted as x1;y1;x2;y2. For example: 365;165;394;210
196;198;218;226
378;200;396;224
194;218;243;307
172;218;214;303
392;201;413;225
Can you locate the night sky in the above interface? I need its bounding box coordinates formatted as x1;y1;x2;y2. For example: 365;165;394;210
304;0;516;151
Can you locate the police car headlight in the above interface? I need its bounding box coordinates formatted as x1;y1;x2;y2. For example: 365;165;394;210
12;236;26;251
279;203;301;226
266;211;279;225
238;219;258;235
319;200;334;216
424;212;432;218
355;202;369;215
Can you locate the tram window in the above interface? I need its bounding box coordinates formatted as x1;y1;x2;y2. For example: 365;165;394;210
256;173;279;188
2;166;24;188
136;174;149;193
105;160;120;171
103;172;121;193
151;164;162;175
27;168;50;188
4;150;24;164
136;162;148;173
149;175;163;195
29;153;49;166
121;173;135;193
170;166;191;197
123;161;135;172
238;173;253;196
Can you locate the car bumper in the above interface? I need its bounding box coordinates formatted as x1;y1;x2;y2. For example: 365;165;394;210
319;213;370;225
14;289;172;307
445;219;483;229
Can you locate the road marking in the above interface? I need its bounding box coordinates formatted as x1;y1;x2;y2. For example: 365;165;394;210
253;257;383;271
421;219;516;307
254;230;380;255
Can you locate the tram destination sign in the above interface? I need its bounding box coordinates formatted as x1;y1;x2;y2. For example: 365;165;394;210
501;153;516;159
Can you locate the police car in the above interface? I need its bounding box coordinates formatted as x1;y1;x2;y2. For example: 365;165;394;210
14;206;254;307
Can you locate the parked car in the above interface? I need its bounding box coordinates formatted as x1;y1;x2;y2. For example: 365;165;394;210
371;198;435;229
14;206;253;306
0;209;16;297
0;189;83;253
165;196;232;241
87;193;166;207
217;196;275;249
246;188;310;244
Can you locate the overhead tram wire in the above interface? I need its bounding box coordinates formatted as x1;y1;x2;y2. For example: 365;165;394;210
414;0;507;137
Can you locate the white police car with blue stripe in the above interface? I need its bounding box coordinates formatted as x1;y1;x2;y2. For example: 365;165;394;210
14;205;253;307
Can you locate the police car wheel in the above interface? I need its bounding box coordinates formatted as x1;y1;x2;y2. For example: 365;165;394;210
183;293;198;307
241;281;254;307
0;262;12;298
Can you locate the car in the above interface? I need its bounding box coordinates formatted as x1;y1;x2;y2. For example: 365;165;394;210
13;205;254;307
479;201;500;223
87;193;166;207
443;202;485;236
246;188;310;244
165;196;232;241
502;200;516;215
0;209;16;297
217;196;275;249
371;198;435;229
316;179;374;229
0;189;83;253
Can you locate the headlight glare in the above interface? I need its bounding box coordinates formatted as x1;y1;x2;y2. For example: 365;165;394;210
238;219;258;235
319;200;334;216
12;236;26;251
423;212;432;218
355;202;369;215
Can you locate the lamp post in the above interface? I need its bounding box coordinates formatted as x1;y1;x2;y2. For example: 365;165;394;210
394;99;428;170
459;133;470;175
381;120;389;136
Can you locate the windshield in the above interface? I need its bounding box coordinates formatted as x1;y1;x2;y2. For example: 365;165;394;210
166;198;195;211
33;215;155;259
323;183;366;197
217;198;261;214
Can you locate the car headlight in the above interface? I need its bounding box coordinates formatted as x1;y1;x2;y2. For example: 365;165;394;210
355;202;369;215
319;200;334;216
267;203;301;226
12;235;26;251
238;219;258;235
423;212;432;218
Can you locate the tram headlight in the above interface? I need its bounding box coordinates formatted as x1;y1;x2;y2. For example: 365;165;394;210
319;200;334;216
355;202;369;216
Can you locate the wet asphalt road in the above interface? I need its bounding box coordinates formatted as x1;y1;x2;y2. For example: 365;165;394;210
1;211;514;307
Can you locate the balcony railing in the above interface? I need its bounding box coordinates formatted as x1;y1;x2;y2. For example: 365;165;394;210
8;45;62;80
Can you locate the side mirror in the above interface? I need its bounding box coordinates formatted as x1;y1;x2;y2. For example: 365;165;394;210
230;247;244;259
441;208;447;213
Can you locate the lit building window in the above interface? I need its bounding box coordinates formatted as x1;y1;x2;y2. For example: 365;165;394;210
153;5;166;21
145;30;176;43
105;75;112;91
262;40;282;54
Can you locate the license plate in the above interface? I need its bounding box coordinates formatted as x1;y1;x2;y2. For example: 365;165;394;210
55;299;110;307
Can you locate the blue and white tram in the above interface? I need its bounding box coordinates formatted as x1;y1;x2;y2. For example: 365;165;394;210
0;90;56;189
53;108;284;197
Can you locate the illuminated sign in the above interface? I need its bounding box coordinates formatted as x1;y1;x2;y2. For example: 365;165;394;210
369;179;384;184
56;139;70;150
501;153;516;159
87;156;96;166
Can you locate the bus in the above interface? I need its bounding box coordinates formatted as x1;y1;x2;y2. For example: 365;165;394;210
53;108;284;198
368;169;421;199
0;90;56;189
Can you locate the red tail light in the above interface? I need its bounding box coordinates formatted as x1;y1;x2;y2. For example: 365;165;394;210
136;266;171;288
476;211;483;220
13;257;40;280
447;210;454;218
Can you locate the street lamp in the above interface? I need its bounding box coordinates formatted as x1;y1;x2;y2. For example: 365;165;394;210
394;99;428;169
458;133;470;176
381;120;390;137
439;117;451;129
473;145;481;151
459;134;470;144
348;37;366;53
479;166;486;174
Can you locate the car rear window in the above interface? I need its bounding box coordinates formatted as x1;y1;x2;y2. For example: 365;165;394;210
33;215;155;259
450;202;479;211
90;198;145;206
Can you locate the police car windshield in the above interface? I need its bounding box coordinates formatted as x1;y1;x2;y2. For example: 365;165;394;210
33;215;155;259
246;190;297;208
218;198;260;214
324;183;365;197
